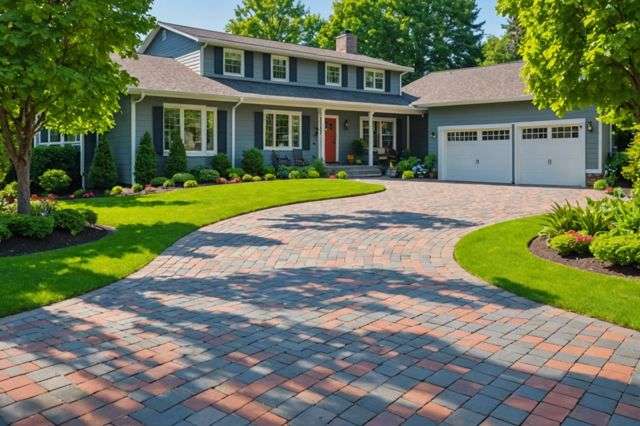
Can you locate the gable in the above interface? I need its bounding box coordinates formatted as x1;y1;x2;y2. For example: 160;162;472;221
144;28;200;58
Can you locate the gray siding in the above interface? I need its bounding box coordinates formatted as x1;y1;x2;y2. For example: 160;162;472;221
145;29;200;58
176;50;201;74
104;97;132;183
427;102;602;170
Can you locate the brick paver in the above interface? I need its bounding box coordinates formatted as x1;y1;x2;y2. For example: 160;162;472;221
0;180;639;425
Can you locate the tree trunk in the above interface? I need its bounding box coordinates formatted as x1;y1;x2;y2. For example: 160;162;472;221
14;158;31;214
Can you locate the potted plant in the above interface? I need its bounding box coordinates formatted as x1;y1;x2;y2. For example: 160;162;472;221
351;139;365;164
386;161;397;178
347;153;355;165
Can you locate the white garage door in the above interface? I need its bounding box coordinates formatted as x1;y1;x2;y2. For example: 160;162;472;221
515;122;585;187
440;127;512;184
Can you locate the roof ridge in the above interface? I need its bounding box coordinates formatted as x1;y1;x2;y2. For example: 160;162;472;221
424;61;524;76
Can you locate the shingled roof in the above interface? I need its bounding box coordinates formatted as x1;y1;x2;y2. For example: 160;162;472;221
404;61;531;107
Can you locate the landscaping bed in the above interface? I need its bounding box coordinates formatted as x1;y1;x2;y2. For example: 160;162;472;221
0;225;112;257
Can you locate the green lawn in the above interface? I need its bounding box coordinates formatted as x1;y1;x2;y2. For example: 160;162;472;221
0;180;383;317
455;216;640;330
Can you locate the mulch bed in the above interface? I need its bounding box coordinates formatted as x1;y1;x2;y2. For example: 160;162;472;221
529;236;640;279
0;226;113;258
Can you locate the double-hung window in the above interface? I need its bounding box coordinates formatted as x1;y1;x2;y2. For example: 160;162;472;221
360;117;396;149
264;111;301;150
326;63;342;86
271;55;289;81
38;130;80;145
224;48;244;76
163;104;217;155
364;68;385;91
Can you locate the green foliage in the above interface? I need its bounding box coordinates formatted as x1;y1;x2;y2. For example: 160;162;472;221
162;179;174;189
548;231;592;257
591;234;640;266
0;219;11;241
497;0;640;129
242;174;254;182
336;170;348;180
110;186;124;196
53;209;87;236
227;168;245;179
318;0;483;82
424;154;437;171
539;200;613;238
310;159;327;177
481;17;522;66
604;151;628;186
226;0;324;46
197;169;220;183
6;215;54;239
132;183;144;193
264;165;276;175
288;170;302;180
264;173;276;181
540;202;580;238
183;180;198;188
135;132;157;185
350;139;365;157
166;137;187;177
150;177;168;187
593;179;608;190
31;145;81;191
171;173;196;185
88;138;118;190
211;153;232;177
402;170;415;180
622;134;640;183
39;169;71;194
78;209;98;226
252;176;262;182
307;170;320;178
241;148;265;176
0;182;17;202
397;157;419;173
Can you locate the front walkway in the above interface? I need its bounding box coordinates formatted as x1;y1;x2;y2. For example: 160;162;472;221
0;181;638;426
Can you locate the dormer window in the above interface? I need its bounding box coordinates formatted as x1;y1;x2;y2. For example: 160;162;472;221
271;55;289;81
326;63;342;86
223;48;244;76
365;68;385;91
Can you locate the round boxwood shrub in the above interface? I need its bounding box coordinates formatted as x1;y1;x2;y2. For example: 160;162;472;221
241;148;265;176
211;153;232;176
252;176;262;182
198;168;220;183
242;174;253;182
183;180;198;188
548;231;593;256
31;144;81;191
110;185;124;196
39;169;72;194
172;173;196;185
7;215;55;239
163;179;175;189
307;170;320;179
132;183;144;193
53;209;87;236
402;170;415;180
264;173;276;181
78;208;98;225
150;177;168;187
336;170;348;180
593;179;608;190
591;233;640;266
288;170;302;180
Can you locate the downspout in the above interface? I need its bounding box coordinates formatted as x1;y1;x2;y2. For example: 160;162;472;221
130;94;146;185
231;98;244;167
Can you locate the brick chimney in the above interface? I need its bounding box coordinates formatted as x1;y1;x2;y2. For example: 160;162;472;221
336;30;358;54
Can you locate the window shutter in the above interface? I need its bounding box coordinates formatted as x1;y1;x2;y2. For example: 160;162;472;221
290;57;298;83
213;46;223;75
262;53;271;80
397;117;405;151
342;65;349;87
217;110;228;154
255;111;264;148
356;67;364;90
152;106;164;155
318;62;325;85
302;115;311;150
385;70;391;93
244;51;254;78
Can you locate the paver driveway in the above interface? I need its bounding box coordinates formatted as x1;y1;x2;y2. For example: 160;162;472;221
0;180;639;426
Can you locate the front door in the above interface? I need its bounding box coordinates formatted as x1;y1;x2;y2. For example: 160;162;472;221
325;117;337;163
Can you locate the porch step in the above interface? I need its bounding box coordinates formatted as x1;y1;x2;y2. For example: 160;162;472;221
325;165;383;178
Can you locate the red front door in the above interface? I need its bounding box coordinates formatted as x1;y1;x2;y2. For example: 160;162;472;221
325;117;337;163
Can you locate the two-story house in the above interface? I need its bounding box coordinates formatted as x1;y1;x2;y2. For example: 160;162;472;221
36;22;611;187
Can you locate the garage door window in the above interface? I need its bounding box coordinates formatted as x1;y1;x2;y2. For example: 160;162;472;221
482;130;510;141
522;127;548;140
447;131;477;142
551;126;579;139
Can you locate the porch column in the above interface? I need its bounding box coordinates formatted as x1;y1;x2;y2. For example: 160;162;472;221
406;115;411;152
368;111;374;166
319;107;326;163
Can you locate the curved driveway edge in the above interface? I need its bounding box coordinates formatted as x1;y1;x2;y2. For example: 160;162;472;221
0;180;638;426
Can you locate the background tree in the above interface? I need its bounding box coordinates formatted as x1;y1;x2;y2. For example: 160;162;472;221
498;0;640;130
481;17;522;65
0;0;155;213
0;141;8;184
226;0;324;46
317;0;483;82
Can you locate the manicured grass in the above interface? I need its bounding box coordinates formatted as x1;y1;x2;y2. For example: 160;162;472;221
455;216;640;330
0;180;383;317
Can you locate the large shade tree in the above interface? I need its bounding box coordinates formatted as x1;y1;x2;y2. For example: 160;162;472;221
226;0;324;46
0;0;155;213
498;0;640;130
317;0;484;82
481;17;522;66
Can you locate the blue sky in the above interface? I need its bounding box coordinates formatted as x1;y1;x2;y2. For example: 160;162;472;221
151;0;506;37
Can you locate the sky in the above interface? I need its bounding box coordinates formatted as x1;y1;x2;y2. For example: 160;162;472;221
151;0;507;37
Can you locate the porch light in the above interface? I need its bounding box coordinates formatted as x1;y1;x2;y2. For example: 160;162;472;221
586;120;594;132
344;119;350;130
431;131;436;138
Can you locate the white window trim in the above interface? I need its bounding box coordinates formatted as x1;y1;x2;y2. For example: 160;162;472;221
35;130;81;146
163;103;217;157
223;48;244;77
271;55;289;81
325;63;342;86
359;116;396;149
364;68;385;92
263;109;302;151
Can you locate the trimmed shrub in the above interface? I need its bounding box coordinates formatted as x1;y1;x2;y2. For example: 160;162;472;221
53;209;87;236
172;173;196;185
150;177;168;187
132;183;144;193
593;179;608;190
227;168;245;179
424;154;437;171
135;132;157;185
252;176;262;182
397;157;420;173
7;215;55;239
110;185;124;196
241;148;264;176
72;189;86;199
264;173;276;181
198;168;220;183
276;166;290;180
78;208;98;225
88;138;118;190
310;159;327;177
242;174;253;182
402;170;415;180
336;170;348;180
211;153;232;176
264;165;276;175
39;169;72;194
307;170;320;178
591;233;640;266
31;144;81;191
183;180;198;188
162;179;175;189
288;170;302;179
165;136;187;177
548;231;593;256
0;219;11;241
